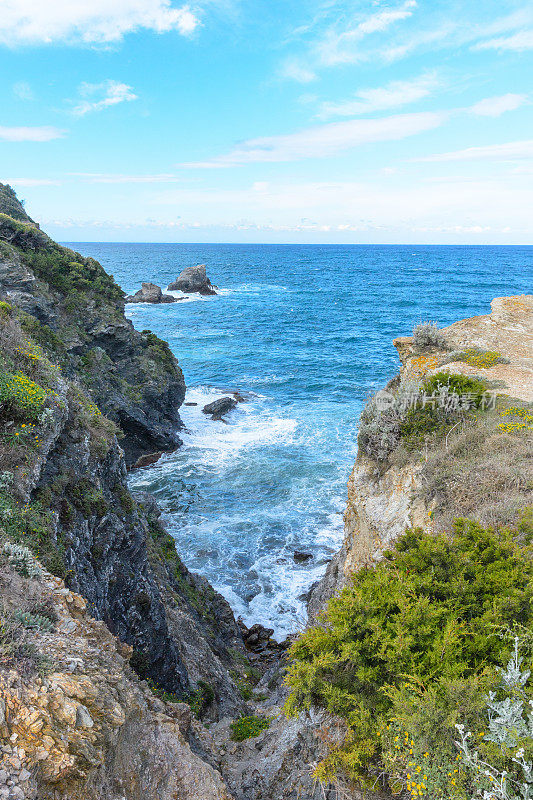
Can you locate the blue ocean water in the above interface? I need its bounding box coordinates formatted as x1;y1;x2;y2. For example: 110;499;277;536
66;243;532;637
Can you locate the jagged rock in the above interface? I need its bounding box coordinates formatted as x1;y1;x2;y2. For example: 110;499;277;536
0;563;233;800
202;397;237;417
125;282;179;304
0;191;186;465
131;451;164;469
293;551;313;563
168;264;217;295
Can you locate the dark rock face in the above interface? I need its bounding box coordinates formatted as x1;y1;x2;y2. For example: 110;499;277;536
202;397;237;417
293;551;313;563
125;282;179;304
0;205;185;466
0;189;250;718
167;264;217;296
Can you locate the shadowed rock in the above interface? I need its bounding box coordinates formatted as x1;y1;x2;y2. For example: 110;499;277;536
168;264;217;295
202;397;237;417
125;282;179;304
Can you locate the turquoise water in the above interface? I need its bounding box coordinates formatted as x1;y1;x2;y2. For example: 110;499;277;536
67;243;532;636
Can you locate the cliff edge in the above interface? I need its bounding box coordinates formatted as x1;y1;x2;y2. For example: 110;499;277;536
309;294;533;615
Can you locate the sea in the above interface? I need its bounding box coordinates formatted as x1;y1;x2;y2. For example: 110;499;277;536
65;243;533;638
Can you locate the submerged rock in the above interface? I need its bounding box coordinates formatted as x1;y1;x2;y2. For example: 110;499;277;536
202;397;238;417
293;551;313;563
125;282;179;303
167;264;217;295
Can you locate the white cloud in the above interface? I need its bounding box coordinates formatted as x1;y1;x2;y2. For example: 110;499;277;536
5;178;61;186
70;173;181;183
469;93;528;117
13;81;33;100
184;111;445;167
0;126;65;142
415;140;533;162
474;29;533;52
318;72;439;118
0;0;199;46
279;58;317;83
71;80;138;116
314;0;417;67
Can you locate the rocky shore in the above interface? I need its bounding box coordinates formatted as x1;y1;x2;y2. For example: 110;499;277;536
1;183;531;800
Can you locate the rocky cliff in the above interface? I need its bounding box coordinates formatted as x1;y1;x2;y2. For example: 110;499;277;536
0;187;338;800
0;186;250;738
309;294;533;615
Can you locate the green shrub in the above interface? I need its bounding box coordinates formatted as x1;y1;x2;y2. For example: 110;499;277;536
399;373;487;450
0;370;47;421
2;541;42;578
25;247;124;303
285;518;533;786
13;609;55;632
230;715;271;741
413;322;449;350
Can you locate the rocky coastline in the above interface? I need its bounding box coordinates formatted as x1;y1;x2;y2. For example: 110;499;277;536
0;184;531;800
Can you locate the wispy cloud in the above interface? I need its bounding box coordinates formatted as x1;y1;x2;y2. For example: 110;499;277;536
279;0;418;80
469;93;528;117
318;72;439;119
13;81;33;100
70;173;182;183
315;0;417;67
0;0;199;46
0;126;65;142
71;80;137;116
184;111;445;167
415;140;533;162
474;29;533;52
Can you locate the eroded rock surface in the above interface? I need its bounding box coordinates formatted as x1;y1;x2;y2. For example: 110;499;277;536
125;282;179;304
168;264;217;295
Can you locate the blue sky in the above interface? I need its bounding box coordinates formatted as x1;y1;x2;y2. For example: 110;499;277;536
1;0;533;243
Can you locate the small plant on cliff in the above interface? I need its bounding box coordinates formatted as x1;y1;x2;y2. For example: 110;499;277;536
0;370;47;422
13;609;55;633
413;322;449;350
399;372;487;451
455;638;533;800
2;541;42;578
230;715;271;741
285;517;533;787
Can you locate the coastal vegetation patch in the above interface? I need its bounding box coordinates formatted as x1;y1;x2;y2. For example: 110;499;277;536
230;715;271;741
285;515;533;795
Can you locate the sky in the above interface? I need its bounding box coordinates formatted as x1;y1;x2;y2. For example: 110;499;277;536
1;0;533;244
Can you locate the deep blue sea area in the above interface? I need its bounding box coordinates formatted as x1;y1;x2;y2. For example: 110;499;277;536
66;243;533;636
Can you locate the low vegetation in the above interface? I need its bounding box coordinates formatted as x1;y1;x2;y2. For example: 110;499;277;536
285;516;533;795
359;372;489;462
412;322;449;350
230;715;271;741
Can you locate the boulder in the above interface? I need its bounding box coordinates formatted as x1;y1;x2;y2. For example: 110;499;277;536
125;282;179;304
293;551;313;563
202;397;238;417
167;265;217;296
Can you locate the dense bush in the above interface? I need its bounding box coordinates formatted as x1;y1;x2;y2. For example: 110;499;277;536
413;322;449;350
25;247;124;303
285;518;533;788
399;372;487;450
359;372;488;461
0;370;47;421
230;715;271;741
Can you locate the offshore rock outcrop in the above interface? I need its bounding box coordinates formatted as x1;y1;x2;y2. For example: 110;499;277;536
125;282;180;304
168;264;217;295
309;294;533;616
